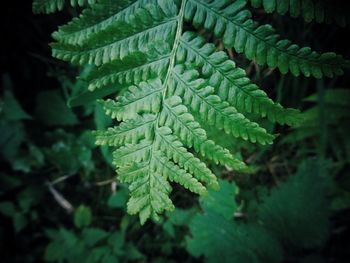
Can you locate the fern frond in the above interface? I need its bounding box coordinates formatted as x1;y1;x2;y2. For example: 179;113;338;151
249;0;350;26
41;0;347;223
185;0;349;78
33;0;97;14
178;32;301;126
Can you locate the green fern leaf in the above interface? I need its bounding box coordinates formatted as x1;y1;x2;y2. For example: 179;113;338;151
51;3;177;65
94;114;156;146
113;140;152;167
160;96;250;172
36;0;348;223
100;79;164;121
169;65;275;145
178;32;301;126
84;44;170;91
52;0;153;45
153;154;207;196
118;160;174;224
185;0;349;78
249;0;350;26
154;126;218;189
32;0;97;14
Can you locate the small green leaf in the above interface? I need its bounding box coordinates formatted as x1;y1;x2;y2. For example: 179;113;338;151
1;90;31;121
82;228;108;246
74;205;92;228
107;187;128;208
0;201;17;217
13;212;28;233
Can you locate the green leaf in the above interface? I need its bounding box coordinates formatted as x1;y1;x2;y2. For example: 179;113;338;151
74;205;92;228
107;187;128;208
200;180;238;219
304;88;350;107
59;228;78;247
82;228;109;246
0;202;17;217
45;240;66;262
166;208;196;226
32;0;97;14
0;121;25;162
35;90;78;126
248;0;350;26
186;211;282;263
1;89;31;121
107;231;125;255
13;212;28;233
258;161;331;249
185;0;349;78
124;243;144;260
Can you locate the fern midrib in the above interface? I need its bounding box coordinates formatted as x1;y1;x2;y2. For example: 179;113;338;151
145;0;187;214
191;0;342;67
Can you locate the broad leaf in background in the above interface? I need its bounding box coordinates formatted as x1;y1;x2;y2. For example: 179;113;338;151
282;88;350;167
35;90;78;126
0;89;28;162
1;89;31;121
199;179;238;219
186;180;282;263
258;161;332;249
